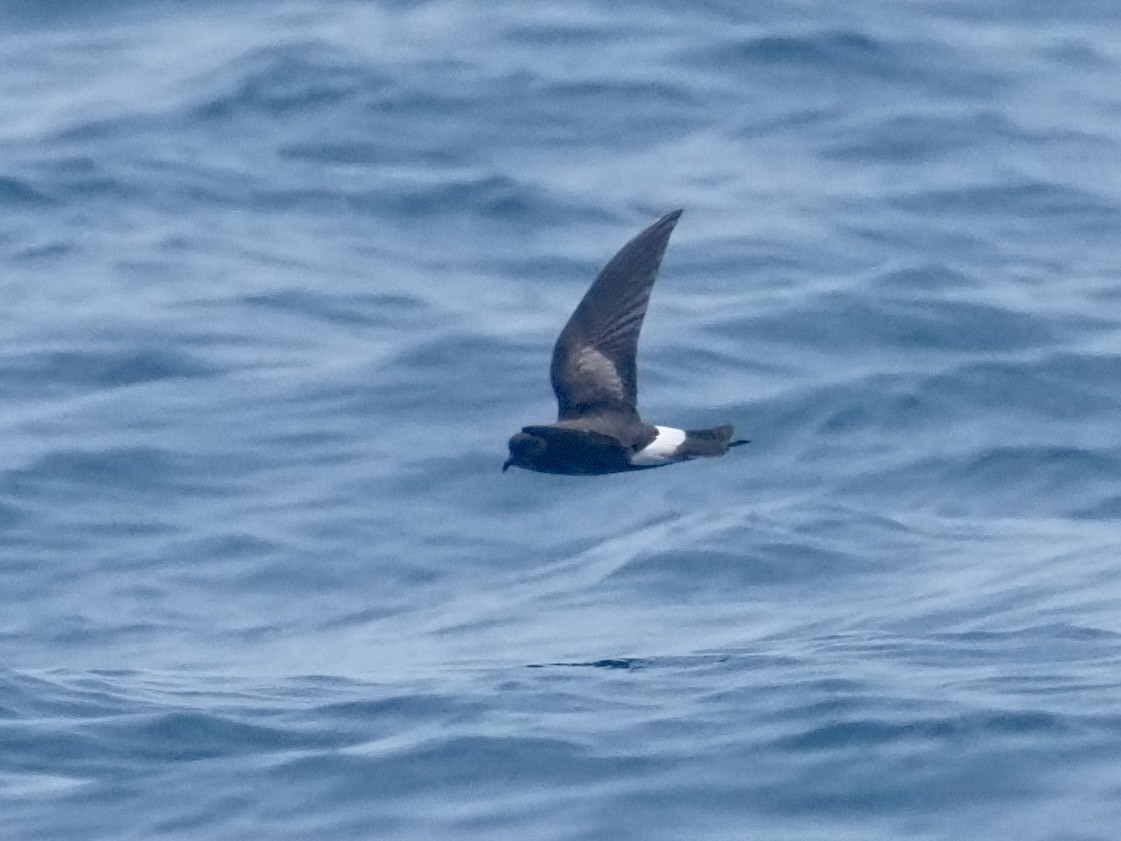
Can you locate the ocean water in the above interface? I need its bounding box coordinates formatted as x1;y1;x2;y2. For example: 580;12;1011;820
2;1;1121;838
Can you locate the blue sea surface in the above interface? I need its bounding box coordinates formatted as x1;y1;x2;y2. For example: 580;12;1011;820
2;1;1121;839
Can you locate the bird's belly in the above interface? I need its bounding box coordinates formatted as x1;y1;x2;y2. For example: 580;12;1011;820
630;426;687;466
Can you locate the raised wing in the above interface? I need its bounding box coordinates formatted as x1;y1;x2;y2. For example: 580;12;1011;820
549;209;682;421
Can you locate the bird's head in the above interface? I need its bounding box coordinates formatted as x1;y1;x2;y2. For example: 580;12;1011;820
503;431;547;472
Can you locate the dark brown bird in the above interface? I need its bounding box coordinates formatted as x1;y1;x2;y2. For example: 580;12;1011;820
504;209;747;475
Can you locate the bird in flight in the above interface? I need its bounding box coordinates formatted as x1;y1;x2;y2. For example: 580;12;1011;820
504;209;747;475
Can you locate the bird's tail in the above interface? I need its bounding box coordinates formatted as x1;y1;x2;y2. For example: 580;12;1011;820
680;424;749;458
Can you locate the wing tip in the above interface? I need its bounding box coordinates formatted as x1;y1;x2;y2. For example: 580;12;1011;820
641;208;683;240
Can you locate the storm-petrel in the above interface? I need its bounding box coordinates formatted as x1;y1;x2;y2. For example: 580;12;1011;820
503;209;747;475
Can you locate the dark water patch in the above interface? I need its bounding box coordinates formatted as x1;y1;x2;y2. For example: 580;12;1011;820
0;447;245;504
503;21;616;46
165;533;283;568
0;0;158;29
917;355;1121;420
0;670;140;721
455;70;702;150
79;519;178;540
686;28;1007;97
603;538;872;600
926;0;1121;24
866;262;979;292
756;757;1048;816
756;690;881;726
960;446;1118;491
1072;495;1121;519
244;428;353;459
312;602;425;632
545;78;696;108
312;693;471;727
395;331;527;370
86;711;344;763
239;289;423;328
248;174;585;223
842;444;1121;516
1039;37;1115;69
24;148;149;199
892;180;1121;235
51;115;143;144
382;174;585;221
823;110;1026;162
928;627;1121;672
360;74;473;119
812;375;940;437
0;175;52;206
227;556;355;597
26;619;173;650
327;65;702;153
383;452;509;495
931;624;1121;647
272;734;647;796
730;104;847;140
278;139;458;167
31;153;100;177
528;658;645;670
775;709;1072;752
0;500;28;530
713;30;893;74
807;352;1121;441
468;253;590;287
188;42;384;121
732;292;1055;354
0;722;106;774
10;240;77;261
0;348;217;398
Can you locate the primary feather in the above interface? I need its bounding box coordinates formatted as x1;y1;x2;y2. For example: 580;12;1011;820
549;209;682;424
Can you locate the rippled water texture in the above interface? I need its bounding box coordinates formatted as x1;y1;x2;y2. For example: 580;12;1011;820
2;2;1121;839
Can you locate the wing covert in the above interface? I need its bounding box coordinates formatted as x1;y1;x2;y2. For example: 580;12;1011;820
549;209;682;421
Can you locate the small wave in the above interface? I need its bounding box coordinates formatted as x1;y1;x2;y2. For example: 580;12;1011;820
0;348;216;398
187;42;380;122
0;175;52;206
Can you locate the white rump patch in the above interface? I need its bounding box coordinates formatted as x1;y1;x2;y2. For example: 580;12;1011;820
630;426;687;466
